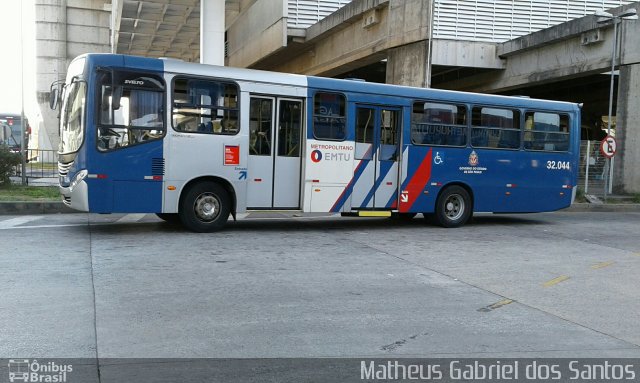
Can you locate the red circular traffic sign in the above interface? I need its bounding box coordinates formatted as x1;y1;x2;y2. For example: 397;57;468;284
600;135;617;159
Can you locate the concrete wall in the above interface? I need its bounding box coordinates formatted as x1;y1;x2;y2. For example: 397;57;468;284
614;64;640;194
225;0;287;67
35;0;110;151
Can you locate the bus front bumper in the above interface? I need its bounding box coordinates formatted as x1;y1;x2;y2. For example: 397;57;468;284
60;180;89;212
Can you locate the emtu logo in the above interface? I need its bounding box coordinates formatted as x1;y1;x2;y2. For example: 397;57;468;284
310;150;323;163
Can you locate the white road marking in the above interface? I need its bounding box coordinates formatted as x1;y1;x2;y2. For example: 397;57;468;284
0;213;343;230
0;216;44;230
115;213;148;224
0;223;89;230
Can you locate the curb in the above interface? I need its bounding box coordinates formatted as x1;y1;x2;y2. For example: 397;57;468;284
0;201;75;215
565;203;640;212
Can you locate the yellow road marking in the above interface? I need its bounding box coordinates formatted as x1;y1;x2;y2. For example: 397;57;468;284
591;261;615;270
543;275;570;287
488;299;514;310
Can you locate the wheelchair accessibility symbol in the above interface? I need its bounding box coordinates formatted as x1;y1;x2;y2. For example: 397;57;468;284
434;152;444;165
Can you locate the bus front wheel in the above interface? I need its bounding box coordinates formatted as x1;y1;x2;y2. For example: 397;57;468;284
180;182;230;232
435;185;472;228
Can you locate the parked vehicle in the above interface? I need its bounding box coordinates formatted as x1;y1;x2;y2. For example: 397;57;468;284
0;113;30;152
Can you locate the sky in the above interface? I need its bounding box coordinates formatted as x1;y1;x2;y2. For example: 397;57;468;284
0;0;36;115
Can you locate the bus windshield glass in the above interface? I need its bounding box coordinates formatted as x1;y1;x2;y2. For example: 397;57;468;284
59;80;87;154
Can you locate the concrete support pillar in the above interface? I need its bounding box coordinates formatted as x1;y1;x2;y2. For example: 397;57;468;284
35;0;68;151
385;41;428;87
200;0;225;65
614;63;640;194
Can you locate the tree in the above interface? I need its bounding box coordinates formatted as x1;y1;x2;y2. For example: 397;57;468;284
0;145;20;186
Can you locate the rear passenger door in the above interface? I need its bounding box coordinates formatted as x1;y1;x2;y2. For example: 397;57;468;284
351;105;401;209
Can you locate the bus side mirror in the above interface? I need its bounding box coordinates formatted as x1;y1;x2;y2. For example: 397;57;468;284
49;87;59;110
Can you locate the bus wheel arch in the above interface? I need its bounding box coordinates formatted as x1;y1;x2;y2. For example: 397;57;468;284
178;176;236;232
434;183;474;228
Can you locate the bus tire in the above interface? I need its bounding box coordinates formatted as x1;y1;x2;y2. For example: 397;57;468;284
435;185;472;228
179;182;230;232
156;213;180;224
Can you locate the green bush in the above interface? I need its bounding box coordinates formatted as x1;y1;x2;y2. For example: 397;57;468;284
0;145;21;187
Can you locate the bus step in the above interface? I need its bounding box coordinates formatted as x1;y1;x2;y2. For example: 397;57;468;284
356;211;392;217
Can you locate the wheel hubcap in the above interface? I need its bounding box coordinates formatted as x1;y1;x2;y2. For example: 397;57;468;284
194;193;220;222
444;193;464;221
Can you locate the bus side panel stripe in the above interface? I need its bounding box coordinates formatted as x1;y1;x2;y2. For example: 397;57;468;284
330;146;373;212
360;160;393;207
399;149;433;213
386;146;410;209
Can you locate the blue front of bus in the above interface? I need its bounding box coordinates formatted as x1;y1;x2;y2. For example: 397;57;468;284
58;54;166;213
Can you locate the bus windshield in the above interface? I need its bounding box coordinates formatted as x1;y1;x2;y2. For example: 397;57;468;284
59;79;87;155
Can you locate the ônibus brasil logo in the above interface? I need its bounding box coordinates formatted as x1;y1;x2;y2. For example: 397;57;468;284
311;150;323;163
8;359;73;383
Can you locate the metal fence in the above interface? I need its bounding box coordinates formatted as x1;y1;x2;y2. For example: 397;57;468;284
579;140;608;196
10;144;609;192
12;149;58;183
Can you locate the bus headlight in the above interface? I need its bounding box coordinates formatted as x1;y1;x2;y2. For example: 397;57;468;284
69;169;88;192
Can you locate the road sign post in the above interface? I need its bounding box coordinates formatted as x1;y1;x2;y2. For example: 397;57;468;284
600;135;617;202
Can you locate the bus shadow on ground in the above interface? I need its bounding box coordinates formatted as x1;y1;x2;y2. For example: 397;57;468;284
87;213;548;235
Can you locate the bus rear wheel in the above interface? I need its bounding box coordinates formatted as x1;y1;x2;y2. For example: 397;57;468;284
180;182;230;232
435;185;472;228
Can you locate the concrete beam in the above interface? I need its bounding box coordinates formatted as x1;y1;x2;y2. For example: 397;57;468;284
432;40;504;69
253;0;431;76
440;15;640;94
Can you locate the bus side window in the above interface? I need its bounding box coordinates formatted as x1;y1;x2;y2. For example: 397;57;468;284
97;71;165;151
471;106;520;150
411;101;467;147
312;92;346;141
172;78;239;136
523;112;570;152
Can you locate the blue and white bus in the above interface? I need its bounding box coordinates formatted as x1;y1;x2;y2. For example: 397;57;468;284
53;54;580;232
